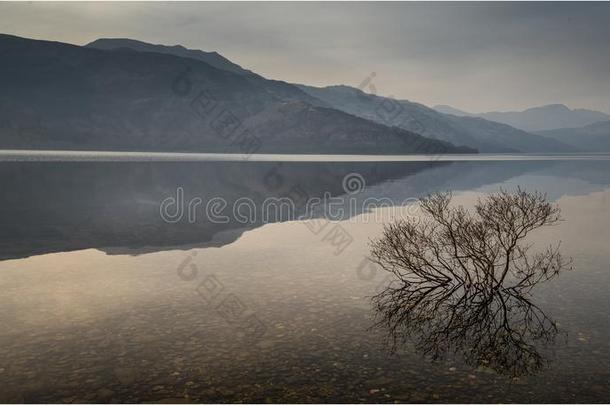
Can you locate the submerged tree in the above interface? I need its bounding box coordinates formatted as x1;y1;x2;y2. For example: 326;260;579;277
370;188;571;376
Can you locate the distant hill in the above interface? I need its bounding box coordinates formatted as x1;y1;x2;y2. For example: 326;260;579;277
537;120;610;151
434;103;610;132
299;85;574;153
0;34;467;155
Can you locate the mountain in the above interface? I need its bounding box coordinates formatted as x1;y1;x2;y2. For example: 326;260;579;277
0;34;468;155
80;37;573;153
236;101;473;154
537;120;610;151
434;103;610;132
86;38;253;76
298;85;574;153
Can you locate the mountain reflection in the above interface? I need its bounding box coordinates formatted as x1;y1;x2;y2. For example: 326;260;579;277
1;159;608;261
0;161;439;260
0;160;545;261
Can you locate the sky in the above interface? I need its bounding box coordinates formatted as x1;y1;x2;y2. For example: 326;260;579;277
1;2;609;113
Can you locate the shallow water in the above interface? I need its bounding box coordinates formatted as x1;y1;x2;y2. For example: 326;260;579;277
0;158;609;402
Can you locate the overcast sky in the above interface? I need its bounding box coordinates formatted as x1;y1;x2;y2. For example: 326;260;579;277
1;2;609;113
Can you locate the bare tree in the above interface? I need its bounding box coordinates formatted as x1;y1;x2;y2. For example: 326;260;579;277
370;188;571;376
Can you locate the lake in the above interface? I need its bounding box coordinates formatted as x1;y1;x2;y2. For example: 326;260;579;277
0;153;609;402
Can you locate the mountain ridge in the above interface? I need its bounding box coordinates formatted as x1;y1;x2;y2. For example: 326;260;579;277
433;103;610;132
537;120;610;151
0;34;468;155
86;38;254;76
81;37;577;153
299;84;575;153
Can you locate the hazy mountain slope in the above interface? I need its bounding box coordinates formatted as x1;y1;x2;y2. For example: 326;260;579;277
434;103;610;132
86;38;252;76
433;105;475;117
85;37;330;110
298;85;574;153
537;120;610;151
242;101;474;154
0;34;466;154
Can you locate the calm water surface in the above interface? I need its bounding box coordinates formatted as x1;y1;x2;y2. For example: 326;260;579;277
0;157;609;402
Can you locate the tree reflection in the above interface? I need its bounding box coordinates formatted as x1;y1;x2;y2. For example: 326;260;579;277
370;189;571;376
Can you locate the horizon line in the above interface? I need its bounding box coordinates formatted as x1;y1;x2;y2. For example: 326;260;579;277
2;149;610;163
